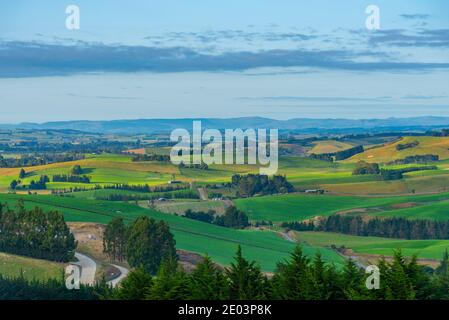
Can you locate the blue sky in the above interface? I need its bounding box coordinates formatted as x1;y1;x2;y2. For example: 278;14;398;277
0;1;448;122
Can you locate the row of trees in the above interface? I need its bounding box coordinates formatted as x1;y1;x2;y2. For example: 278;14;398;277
352;161;380;175
132;154;171;162
11;175;50;190
283;215;449;240
52;174;91;184
50;183;190;195
387;154;439;165
184;206;250;229
380;166;437;181
0;201;76;261
310;145;365;163
231;174;295;197
98;189;199;202
351;161;437;180
179;162;209;170
0;153;85;168
396;140;419;151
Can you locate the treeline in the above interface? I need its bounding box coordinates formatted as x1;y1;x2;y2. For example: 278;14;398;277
387;154;439;165
335;145;364;160
352;161;380;175
99;189;199;201
396;140;419;151
0;275;111;300
427;128;449;137
282;215;449;240
103;183;188;193
184;206;249;229
231;174;294;197
0;140;138;154
52;174;91;184
309;153;334;162
352;161;437;180
98;247;449;300
380;166;437;180
50;183;189;195
310;145;364;162
132;154;171;162
0;201;76;261
5;245;449;300
179;162;209;170
0;153;85;168
11;175;50;190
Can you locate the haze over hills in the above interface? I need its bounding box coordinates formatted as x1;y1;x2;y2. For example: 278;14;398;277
2;116;449;134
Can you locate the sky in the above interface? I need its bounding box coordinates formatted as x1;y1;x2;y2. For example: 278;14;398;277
0;0;448;122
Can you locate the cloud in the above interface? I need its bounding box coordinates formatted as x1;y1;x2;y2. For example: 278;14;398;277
402;94;447;100
143;30;317;47
238;96;393;103
400;14;431;20
369;29;449;48
67;93;144;100
1;39;449;78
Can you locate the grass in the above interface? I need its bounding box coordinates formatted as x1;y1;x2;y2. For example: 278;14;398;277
235;192;449;222
0;193;343;271
0;252;63;280
346;136;449;163
0;154;178;189
296;231;449;261
152;199;227;215
323;172;449;195
308;140;354;155
370;200;449;221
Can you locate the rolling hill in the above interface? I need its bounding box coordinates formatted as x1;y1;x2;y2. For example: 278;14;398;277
4;116;449;134
0;193;344;271
347;136;449;163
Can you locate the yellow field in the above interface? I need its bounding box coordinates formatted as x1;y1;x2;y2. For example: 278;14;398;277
308;140;354;155
346;136;449;163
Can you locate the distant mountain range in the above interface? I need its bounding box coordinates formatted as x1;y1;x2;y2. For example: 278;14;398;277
2;117;449;134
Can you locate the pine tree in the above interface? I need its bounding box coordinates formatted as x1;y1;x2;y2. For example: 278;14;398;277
19;168;26;179
115;267;153;300
189;256;228;300
386;250;415;300
126;216;177;274
103;217;127;262
341;259;369;300
147;257;190;300
225;246;267;300
270;245;314;300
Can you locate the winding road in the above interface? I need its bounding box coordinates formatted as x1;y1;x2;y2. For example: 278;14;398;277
74;252;97;286
73;252;129;287
108;264;130;287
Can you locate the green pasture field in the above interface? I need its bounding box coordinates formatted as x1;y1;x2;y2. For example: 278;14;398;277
0;193;344;271
369;200;449;221
295;231;449;261
151;199;227;215
235;192;449;222
323;172;449;195
0;252;63;280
